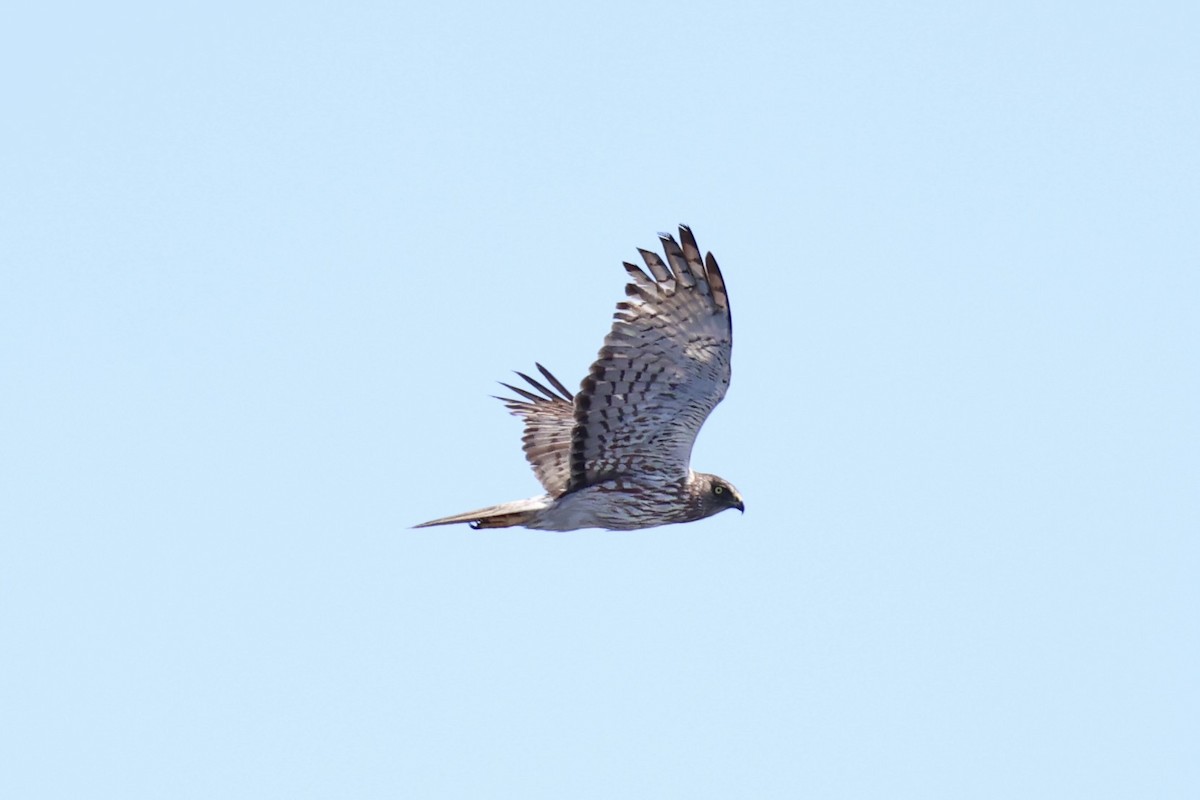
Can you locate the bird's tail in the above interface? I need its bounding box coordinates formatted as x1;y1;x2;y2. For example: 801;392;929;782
412;498;548;530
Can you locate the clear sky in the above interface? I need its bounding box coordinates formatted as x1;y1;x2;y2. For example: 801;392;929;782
3;2;1197;798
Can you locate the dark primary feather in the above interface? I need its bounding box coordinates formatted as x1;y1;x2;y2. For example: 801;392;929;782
567;225;732;493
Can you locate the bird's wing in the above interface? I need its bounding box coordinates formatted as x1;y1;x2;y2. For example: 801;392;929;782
567;226;732;492
496;363;576;495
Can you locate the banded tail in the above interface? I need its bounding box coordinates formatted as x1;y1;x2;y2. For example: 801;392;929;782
412;498;547;530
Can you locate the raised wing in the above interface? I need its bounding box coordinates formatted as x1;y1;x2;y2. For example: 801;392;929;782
496;363;575;495
567;226;732;492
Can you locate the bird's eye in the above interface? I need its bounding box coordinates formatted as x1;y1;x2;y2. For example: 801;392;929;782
713;485;725;495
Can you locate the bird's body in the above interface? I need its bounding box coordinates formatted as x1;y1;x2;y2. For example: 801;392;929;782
414;226;743;531
418;471;733;531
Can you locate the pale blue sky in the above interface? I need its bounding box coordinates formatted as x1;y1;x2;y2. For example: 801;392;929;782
3;2;1197;798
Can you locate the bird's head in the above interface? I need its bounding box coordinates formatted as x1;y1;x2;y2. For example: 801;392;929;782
693;472;745;519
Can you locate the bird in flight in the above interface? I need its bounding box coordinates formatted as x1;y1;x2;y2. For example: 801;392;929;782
414;226;743;531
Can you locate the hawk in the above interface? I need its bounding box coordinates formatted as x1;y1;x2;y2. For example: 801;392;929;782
414;226;743;531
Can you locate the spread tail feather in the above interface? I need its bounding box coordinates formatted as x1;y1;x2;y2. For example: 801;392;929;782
412;498;547;530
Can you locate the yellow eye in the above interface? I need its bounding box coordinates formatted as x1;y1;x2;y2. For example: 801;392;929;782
713;485;725;495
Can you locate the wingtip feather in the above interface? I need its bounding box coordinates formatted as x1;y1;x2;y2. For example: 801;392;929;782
535;363;575;400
